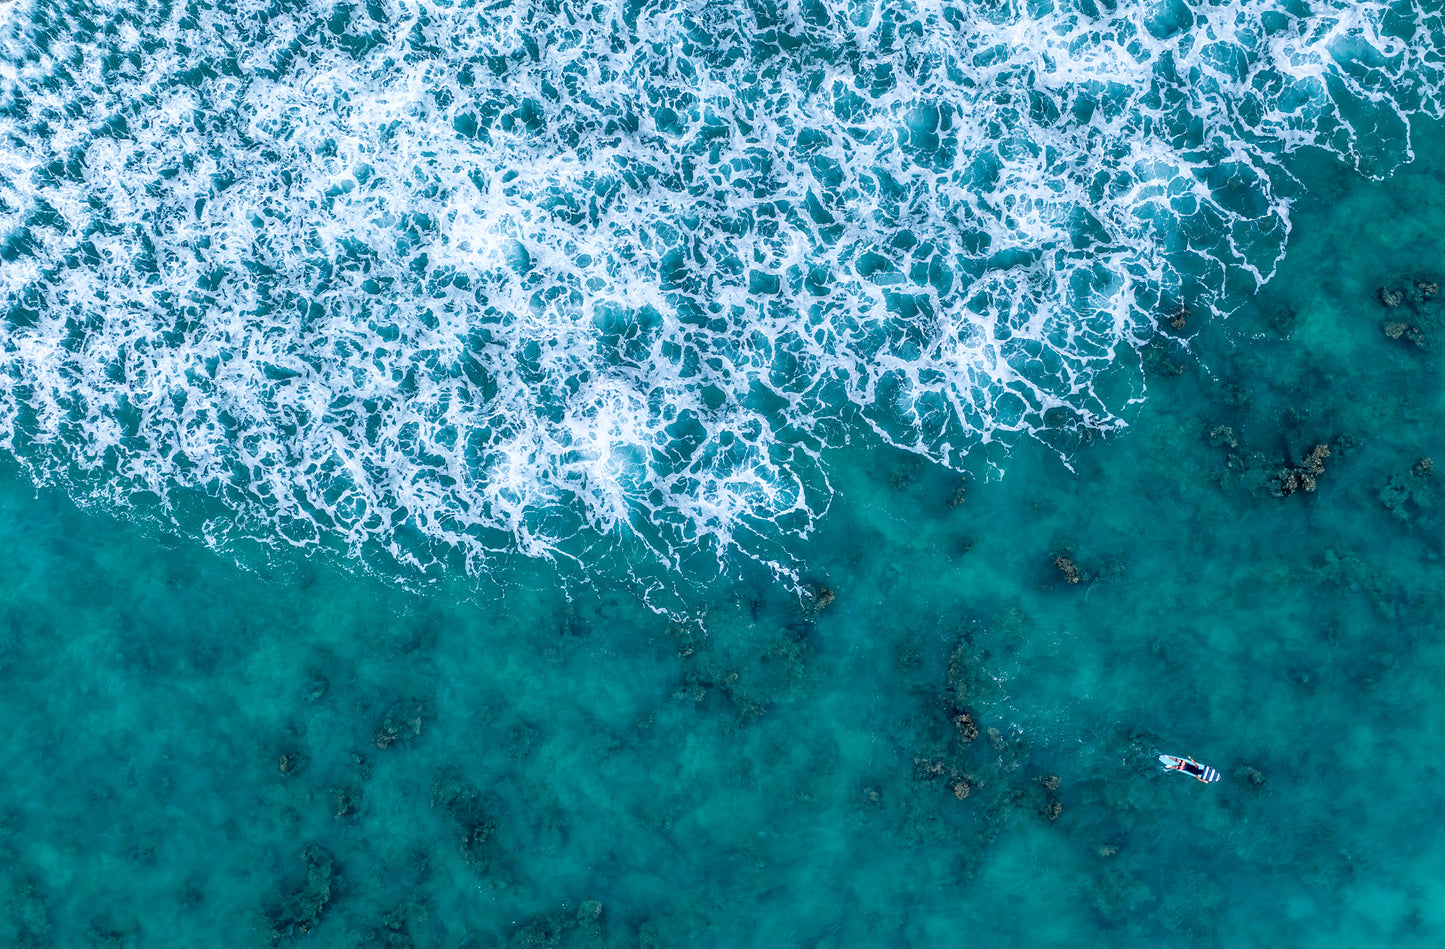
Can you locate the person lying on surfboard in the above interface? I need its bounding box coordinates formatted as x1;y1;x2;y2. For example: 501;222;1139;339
1158;754;1220;783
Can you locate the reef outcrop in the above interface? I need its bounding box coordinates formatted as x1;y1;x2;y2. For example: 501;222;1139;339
276;751;308;777
1269;443;1331;497
1033;773;1063;822
948;478;967;508
1378;277;1442;348
266;846;337;943
374;699;428;749
1380;457;1435;520
951;710;979;743
505;900;606;949
430;771;499;867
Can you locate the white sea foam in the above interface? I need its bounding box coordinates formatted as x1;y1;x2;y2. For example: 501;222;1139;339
0;0;1440;593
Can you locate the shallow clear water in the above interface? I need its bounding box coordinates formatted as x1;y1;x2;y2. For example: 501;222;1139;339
3;0;1445;945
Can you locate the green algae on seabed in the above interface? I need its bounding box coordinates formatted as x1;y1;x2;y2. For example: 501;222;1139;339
3;124;1445;947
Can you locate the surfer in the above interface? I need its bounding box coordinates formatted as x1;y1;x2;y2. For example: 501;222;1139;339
1159;755;1220;783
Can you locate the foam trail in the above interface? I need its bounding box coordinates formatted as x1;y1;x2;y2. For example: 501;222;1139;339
0;0;1440;597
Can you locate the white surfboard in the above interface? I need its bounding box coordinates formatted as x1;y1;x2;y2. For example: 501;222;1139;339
1159;754;1220;783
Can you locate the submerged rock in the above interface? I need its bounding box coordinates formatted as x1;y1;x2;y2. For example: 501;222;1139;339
302;676;328;704
952;710;980;743
1032;773;1063;821
267;846;336;943
1270;443;1331;497
1376;275;1442;346
431;770;498;866
948;478;967;508
329;786;358;819
374;699;428;749
810;586;835;613
913;756;949;779
1265;302;1299;335
1142;336;1189;377
1380;456;1435;520
912;755;976;803
507;909;573;949
376;897;435;944
1237;766;1267;787
1208;424;1238;450
1382;320;1429;348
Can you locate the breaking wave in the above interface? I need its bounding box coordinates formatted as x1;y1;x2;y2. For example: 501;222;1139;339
0;0;1441;587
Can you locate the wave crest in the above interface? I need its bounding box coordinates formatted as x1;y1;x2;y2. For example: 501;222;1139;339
0;0;1441;583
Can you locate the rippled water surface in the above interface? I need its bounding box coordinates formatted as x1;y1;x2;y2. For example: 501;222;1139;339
1;0;1445;945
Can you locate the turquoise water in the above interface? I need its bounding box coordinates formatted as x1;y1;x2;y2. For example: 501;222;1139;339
4;0;1445;944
